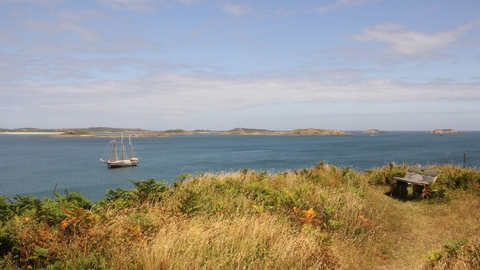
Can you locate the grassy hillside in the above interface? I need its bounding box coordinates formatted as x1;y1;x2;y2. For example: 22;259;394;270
289;128;352;136
57;130;93;136
221;128;274;135
1;127;150;134
1;163;479;269
160;129;192;135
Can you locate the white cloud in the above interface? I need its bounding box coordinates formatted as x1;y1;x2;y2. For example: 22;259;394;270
96;0;202;12
57;9;106;22
97;0;155;12
221;3;249;16
276;0;371;15
316;0;366;13
59;23;102;41
0;0;63;5
175;0;203;4
10;15;156;55
4;74;480;117
352;20;480;56
3;72;480;131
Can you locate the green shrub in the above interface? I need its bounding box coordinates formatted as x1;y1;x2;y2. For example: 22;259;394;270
437;165;480;192
367;163;406;186
0;196;14;222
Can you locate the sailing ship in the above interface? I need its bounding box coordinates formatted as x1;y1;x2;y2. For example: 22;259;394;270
100;133;139;168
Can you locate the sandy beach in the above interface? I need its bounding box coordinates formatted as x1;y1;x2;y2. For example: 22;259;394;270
0;132;63;135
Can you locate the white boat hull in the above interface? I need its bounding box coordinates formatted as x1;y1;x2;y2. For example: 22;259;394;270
107;158;139;168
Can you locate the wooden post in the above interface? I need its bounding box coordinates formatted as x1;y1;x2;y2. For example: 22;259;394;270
52;183;57;198
392;181;408;198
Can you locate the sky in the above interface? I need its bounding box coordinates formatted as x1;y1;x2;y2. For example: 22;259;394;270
1;0;480;131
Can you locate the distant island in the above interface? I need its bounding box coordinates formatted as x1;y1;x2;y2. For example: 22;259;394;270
1;127;353;137
220;128;272;135
0;127;148;135
2;127;471;137
430;129;466;134
221;128;352;136
359;129;388;134
56;130;96;137
287;128;352;136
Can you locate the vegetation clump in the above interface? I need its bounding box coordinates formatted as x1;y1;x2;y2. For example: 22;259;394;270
221;128;274;135
430;129;465;134
0;164;479;269
360;129;387;134
158;129;193;136
289;128;352;136
221;128;353;136
58;129;92;136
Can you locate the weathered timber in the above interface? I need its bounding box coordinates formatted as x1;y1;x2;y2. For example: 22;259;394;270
392;167;441;198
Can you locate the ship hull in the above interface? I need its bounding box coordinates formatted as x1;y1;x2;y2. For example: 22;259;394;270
107;158;139;168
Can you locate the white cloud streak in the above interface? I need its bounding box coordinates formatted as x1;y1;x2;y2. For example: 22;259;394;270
0;0;63;5
316;0;366;13
3;74;480;116
175;0;203;4
96;0;202;12
97;0;155;12
220;3;249;16
276;0;371;15
353;20;480;56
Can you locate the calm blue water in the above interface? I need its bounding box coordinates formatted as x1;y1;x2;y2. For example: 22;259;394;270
1;132;479;202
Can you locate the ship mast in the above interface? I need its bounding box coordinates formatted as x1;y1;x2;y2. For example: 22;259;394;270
129;134;133;159
111;137;118;161
121;133;125;160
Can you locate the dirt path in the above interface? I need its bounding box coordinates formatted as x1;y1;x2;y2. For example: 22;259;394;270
374;192;480;269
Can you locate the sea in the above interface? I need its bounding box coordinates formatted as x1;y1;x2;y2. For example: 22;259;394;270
1;132;479;202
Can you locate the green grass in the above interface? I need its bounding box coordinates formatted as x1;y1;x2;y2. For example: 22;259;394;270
162;129;190;134
58;129;92;136
1;163;479;269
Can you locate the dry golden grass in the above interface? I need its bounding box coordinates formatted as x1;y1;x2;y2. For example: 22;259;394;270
141;214;339;269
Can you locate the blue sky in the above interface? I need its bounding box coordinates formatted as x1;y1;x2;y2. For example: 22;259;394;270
1;0;480;131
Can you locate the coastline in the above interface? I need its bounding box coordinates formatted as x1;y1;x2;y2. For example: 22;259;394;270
0;132;63;135
0;128;470;138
